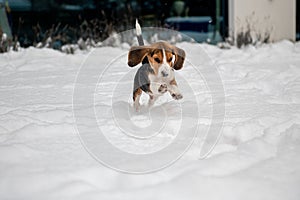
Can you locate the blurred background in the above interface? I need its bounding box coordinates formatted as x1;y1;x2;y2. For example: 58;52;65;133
0;0;299;51
0;0;228;49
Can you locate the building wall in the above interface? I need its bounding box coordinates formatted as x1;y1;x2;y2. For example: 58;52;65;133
229;0;296;42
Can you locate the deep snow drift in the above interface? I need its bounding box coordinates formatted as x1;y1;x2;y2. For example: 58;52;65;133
0;40;300;200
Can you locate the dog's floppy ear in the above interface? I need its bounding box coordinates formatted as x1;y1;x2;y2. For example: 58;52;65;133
173;46;185;70
128;46;149;67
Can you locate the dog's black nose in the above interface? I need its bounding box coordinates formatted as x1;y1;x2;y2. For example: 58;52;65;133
161;71;169;77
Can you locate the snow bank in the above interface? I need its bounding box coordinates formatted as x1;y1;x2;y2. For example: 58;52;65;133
0;40;300;199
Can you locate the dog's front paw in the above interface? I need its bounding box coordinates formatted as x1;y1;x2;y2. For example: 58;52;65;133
171;93;183;100
158;84;168;93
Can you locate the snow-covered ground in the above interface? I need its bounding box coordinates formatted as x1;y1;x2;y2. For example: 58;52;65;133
0;40;300;200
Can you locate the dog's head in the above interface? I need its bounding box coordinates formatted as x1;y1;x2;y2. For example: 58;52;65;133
128;42;185;77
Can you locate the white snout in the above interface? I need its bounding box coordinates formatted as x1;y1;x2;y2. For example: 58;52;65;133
160;65;171;77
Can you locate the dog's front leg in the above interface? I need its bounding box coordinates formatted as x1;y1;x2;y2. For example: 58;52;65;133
148;94;158;107
133;88;142;111
148;82;160;107
168;79;183;100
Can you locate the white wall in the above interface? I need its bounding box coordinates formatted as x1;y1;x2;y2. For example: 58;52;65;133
229;0;296;42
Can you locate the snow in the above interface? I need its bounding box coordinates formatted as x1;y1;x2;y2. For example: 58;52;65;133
0;40;300;199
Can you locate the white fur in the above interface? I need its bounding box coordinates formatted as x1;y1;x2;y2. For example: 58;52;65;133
135;19;142;36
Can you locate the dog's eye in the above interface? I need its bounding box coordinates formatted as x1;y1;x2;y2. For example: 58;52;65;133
168;57;173;62
154;58;161;63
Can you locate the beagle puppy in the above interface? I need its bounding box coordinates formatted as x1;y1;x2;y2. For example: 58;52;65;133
128;40;185;111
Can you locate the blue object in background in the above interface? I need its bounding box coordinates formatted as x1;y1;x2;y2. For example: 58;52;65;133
165;16;222;43
7;0;31;11
165;16;212;32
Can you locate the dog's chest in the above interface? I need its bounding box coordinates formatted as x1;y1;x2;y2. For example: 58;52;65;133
148;73;173;95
